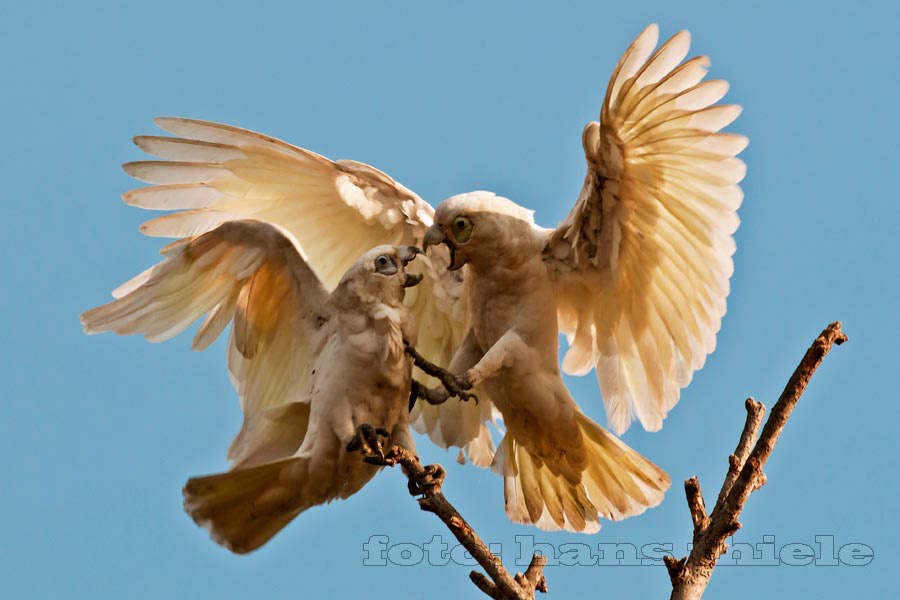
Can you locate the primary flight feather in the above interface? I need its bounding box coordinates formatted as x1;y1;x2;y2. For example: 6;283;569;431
95;24;744;532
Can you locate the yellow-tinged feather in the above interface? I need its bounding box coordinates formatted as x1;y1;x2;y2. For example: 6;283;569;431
82;220;330;468
549;24;743;432
133;136;247;162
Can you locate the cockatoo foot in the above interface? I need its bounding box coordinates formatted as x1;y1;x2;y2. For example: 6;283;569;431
408;379;451;408
347;423;391;464
440;371;478;404
403;341;479;404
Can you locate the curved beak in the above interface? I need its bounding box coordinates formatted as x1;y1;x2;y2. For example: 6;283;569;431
397;245;421;266
423;223;467;271
403;272;423;287
396;245;424;287
422;224;446;253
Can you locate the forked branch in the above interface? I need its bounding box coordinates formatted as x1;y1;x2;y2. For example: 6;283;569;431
377;322;846;599
664;321;848;600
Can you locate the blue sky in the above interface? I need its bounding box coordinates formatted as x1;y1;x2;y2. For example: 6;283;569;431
2;1;897;598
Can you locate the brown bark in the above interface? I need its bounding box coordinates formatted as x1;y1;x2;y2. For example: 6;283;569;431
377;446;548;600
664;322;848;600
382;321;846;598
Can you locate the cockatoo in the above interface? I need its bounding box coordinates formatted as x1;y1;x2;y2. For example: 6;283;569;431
82;220;424;553
107;24;744;532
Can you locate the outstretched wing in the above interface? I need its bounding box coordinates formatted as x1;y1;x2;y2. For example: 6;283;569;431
82;220;330;468
120;119;494;464
545;24;747;434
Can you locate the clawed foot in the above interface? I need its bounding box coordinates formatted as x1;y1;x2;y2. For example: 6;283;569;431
437;371;478;404
409;377;478;409
407;463;446;496
404;340;479;406
347;424;392;464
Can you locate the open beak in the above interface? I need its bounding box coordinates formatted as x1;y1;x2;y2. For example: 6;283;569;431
397;245;421;266
423;223;466;271
403;272;423;287
397;245;424;287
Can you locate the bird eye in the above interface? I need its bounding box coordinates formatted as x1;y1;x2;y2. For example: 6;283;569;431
451;216;473;243
374;254;398;275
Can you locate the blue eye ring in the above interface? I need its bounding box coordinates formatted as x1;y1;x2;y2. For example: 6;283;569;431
374;254;398;275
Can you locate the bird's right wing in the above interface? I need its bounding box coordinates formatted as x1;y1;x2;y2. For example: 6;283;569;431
545;25;745;435
82;219;330;469
119;119;495;464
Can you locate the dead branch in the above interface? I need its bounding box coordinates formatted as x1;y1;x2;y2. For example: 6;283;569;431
664;321;848;600
378;446;547;600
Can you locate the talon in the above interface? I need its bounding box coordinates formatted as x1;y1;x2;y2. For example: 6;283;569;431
454;372;474;391
348;423;392;465
365;445;400;466
439;371;473;398
458;390;479;405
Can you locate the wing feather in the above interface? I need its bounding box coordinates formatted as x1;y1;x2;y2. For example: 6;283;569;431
122;118;495;463
82;220;330;467
546;24;745;433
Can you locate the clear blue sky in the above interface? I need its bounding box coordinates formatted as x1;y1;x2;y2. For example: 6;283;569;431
2;1;897;598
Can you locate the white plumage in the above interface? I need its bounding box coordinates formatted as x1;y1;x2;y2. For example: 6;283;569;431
549;25;745;434
83;222;422;552
88;24;744;533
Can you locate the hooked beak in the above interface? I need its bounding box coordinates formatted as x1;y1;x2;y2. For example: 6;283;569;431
423;223;466;271
397;245;421;266
397;245;424;287
403;273;423;287
422;224;445;253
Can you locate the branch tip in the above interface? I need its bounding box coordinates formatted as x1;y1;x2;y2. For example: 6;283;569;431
668;322;847;600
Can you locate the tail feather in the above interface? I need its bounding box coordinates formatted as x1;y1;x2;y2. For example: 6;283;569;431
183;457;310;554
493;412;669;533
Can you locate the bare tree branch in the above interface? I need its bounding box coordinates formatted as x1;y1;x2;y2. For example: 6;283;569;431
380;321;846;598
664;321;848;600
376;446;548;600
713;397;766;513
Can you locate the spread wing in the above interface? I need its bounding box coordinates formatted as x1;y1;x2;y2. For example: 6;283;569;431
545;24;747;434
82;220;331;468
120;119;495;464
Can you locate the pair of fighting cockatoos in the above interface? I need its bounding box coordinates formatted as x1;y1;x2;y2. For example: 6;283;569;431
83;24;745;552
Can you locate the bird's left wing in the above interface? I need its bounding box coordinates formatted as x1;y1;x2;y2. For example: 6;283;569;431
545;24;747;434
120;119;494;463
82;220;330;468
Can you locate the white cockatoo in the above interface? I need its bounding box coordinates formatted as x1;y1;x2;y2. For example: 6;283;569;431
108;24;744;532
82;220;424;553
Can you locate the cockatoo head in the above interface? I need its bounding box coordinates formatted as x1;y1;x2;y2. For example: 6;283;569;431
424;191;535;271
335;244;422;306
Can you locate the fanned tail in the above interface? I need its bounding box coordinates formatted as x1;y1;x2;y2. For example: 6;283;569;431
183;457;312;554
492;412;669;533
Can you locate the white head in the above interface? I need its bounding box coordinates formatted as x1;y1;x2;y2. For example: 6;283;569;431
424;191;536;271
335;245;422;307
